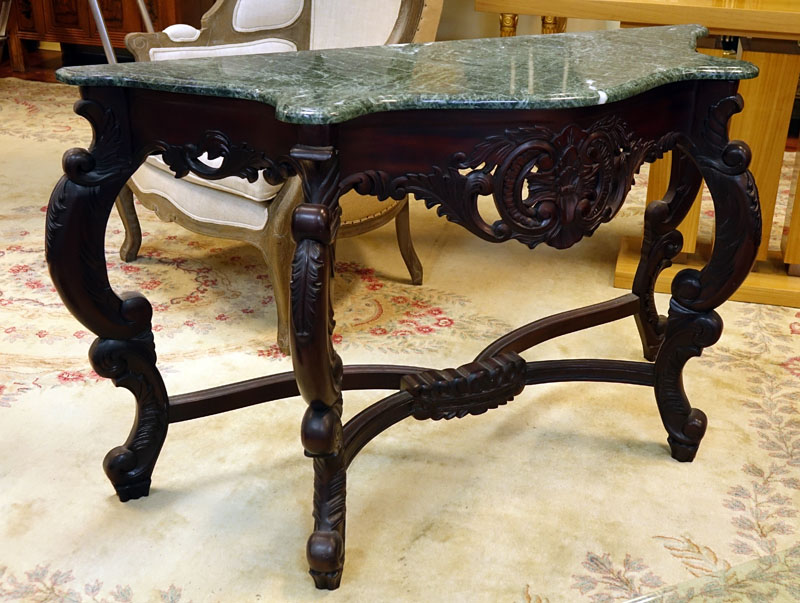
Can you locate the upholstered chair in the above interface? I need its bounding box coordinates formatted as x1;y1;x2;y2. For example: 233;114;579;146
117;0;443;353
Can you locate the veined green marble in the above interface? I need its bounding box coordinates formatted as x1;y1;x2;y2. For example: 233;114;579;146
56;25;757;125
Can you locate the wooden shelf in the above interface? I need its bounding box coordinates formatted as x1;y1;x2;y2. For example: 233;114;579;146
614;236;800;307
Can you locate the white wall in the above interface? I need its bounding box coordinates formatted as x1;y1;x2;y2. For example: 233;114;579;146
436;0;618;40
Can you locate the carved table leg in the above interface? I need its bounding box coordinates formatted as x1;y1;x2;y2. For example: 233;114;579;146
288;144;347;589
45;89;168;501
500;13;518;37
653;89;761;462
633;149;703;361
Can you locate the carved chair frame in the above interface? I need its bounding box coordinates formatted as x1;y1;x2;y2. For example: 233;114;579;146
117;0;436;352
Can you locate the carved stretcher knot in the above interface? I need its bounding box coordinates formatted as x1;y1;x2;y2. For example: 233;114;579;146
401;352;527;420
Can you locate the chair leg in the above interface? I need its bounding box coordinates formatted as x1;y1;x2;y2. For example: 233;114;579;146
394;197;423;285
116;184;142;262
259;178;304;355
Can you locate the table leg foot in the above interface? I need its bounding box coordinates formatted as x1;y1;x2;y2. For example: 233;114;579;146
112;478;152;502
308;529;344;590
667;408;708;462
653;302;719;461
90;334;169;501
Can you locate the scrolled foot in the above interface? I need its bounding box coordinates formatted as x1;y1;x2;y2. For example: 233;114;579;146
90;334;169;502
103;445;154;501
667;408;708;462
308;530;344;590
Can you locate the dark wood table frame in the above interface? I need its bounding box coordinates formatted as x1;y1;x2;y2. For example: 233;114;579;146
46;78;760;589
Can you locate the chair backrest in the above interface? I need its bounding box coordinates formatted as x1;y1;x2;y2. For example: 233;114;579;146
127;0;443;62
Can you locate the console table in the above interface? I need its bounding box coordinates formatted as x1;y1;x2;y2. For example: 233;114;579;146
47;25;760;589
474;0;800;305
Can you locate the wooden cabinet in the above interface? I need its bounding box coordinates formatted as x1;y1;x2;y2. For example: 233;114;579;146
9;0;214;70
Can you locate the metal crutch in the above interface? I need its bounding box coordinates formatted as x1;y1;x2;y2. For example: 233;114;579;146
87;0;155;65
0;0;12;60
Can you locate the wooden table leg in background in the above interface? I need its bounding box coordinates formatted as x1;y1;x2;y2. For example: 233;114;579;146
499;13;518;36
541;16;567;34
785;147;800;275
6;2;25;72
735;38;800;264
499;13;568;37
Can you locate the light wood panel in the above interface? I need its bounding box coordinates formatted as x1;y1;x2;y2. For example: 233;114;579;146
615;237;800;307
785;150;800;271
732;49;800;261
475;0;800;39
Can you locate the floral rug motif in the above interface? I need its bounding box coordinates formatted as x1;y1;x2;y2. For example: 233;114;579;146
1;78;799;602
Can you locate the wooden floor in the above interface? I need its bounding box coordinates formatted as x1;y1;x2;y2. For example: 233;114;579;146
0;48;61;83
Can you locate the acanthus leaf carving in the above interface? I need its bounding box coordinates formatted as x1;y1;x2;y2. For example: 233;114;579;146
401;352;527;421
64;100;131;186
291;238;325;339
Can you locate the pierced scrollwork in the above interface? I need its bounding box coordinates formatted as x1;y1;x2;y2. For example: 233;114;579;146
150;130;295;185
401;352;527;420
342;116;653;250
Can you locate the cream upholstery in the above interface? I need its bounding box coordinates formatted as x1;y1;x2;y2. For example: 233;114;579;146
121;0;443;353
148;37;296;61
310;0;403;49
132;165;270;230
233;0;305;32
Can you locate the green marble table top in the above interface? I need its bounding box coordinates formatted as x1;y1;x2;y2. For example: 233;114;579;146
56;25;756;125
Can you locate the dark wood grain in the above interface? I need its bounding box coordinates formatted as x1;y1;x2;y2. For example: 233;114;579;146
45;76;760;589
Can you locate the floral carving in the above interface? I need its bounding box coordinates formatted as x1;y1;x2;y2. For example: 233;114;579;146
342;116;652;250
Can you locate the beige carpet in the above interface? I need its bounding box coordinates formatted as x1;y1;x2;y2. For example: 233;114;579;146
1;78;799;602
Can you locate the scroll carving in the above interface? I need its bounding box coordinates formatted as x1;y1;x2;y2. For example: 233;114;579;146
401;352;527;420
653;301;719;461
150;130;295;185
342;116;652;250
668;93;761;311
63;100;131;187
89;332;169;501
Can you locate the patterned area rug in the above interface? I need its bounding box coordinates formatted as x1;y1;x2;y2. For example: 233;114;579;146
1;78;799;602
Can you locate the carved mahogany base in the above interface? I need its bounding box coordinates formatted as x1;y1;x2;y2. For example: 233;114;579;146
45;80;761;589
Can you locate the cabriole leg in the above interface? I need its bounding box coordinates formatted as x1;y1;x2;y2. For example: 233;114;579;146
653;88;761;461
288;144;347;589
45;89;168;500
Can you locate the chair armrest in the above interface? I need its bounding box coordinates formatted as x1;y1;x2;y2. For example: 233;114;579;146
162;24;200;43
